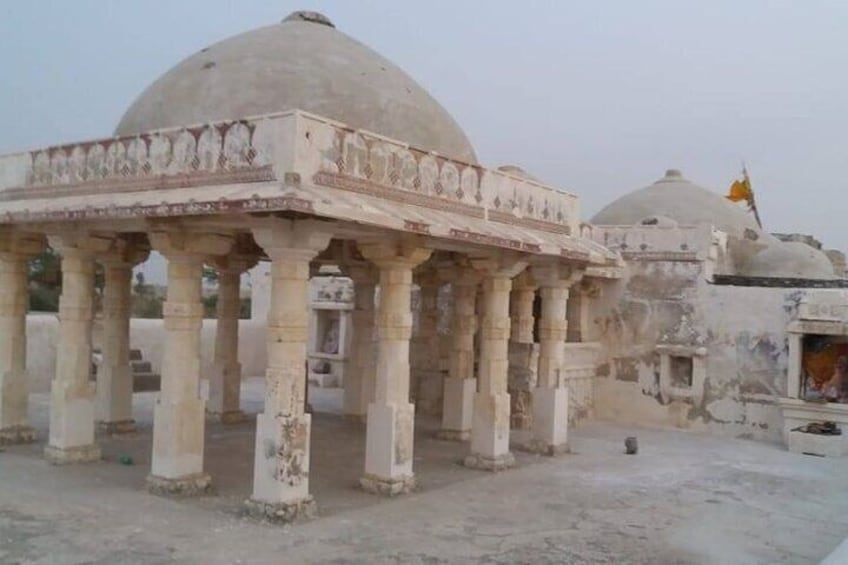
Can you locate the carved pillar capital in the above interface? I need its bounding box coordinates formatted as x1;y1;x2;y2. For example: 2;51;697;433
357;239;433;271
0;228;46;259
48;232;114;259
149;230;233;260
252;219;333;262
530;261;584;290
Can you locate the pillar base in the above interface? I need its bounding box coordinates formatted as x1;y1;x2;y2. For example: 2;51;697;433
98;420;136;434
44;443;101;465
146;472;213;497
359;473;416;496
531;387;569;454
207;410;249;425
520;438;570;456
343;413;368;425
0;425;36;446
245;496;317;523
463;451;515;472
435;429;470;442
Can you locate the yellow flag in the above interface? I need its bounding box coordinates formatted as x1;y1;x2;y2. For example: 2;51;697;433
726;169;754;206
727;179;752;203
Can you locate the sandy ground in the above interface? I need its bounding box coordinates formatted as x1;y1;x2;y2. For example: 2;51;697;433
2;378;847;564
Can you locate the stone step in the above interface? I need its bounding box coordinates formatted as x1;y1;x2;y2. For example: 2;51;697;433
133;372;161;393
131;361;152;374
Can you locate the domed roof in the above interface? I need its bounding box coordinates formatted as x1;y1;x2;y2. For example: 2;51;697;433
591;169;761;239
115;11;477;163
741;241;837;279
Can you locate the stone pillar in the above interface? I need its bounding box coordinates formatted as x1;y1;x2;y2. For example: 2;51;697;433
510;270;536;344
45;233;113;464
787;333;803;399
207;254;257;424
147;231;233;496
566;279;600;342
246;220;332;522
343;265;378;421
411;270;442;414
464;257;528;471
96;238;149;433
528;263;583;455
358;241;432;495
438;266;480;441
0;230;44;446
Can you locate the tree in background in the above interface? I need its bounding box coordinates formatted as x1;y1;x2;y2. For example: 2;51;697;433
29;248;62;312
28;249;105;313
131;271;163;318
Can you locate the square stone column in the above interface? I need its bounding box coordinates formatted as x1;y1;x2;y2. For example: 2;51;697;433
0;230;45;446
207;251;258;424
343;265;378;421
358;241;433;495
437;265;481;441
45;233;114;464
528;263;583;455
410;269;442;414
147;230;233;496
246;220;332;522
96;237;150;434
510;270;537;345
464;256;528;471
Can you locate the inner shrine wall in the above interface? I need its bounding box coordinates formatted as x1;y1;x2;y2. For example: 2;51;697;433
590;255;838;441
23;316;267;394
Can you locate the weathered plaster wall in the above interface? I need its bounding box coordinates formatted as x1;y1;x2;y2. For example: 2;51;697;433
591;257;819;442
24;315;267;394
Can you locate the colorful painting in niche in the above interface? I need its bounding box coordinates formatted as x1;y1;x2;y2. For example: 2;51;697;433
802;335;848;403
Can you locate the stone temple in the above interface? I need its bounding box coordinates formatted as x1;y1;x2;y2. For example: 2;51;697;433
1;10;847;526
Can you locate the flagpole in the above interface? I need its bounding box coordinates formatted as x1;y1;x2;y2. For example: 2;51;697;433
743;163;763;228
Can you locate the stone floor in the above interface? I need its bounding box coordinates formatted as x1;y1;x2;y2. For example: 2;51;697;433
2;378;848;564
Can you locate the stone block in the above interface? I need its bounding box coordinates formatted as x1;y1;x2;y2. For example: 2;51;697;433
146;472;213;497
245;496;317;523
787;430;848;457
440;376;475;437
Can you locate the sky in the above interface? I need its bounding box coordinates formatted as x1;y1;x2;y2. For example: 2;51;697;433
1;1;846;283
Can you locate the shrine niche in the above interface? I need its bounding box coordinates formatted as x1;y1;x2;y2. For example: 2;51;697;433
308;270;353;389
780;291;848;456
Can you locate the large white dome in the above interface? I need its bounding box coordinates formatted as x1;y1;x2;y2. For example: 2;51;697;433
115;11;477;163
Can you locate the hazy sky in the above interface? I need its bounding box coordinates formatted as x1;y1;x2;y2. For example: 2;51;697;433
2;1;846;282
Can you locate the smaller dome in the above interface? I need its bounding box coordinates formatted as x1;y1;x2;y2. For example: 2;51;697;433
741;241;837;279
592;169;761;240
